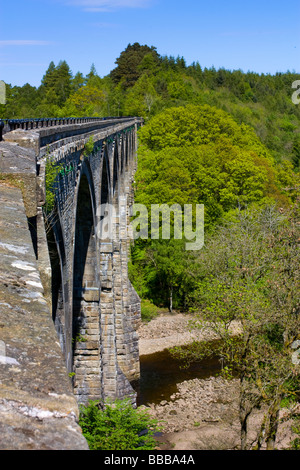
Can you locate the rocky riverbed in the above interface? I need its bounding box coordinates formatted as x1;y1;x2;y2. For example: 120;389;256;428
138;312;218;356
137;312;299;450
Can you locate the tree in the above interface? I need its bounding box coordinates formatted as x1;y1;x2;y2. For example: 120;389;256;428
135;105;289;226
145;239;189;312
171;203;300;449
71;71;86;93
138;52;160;76
41;61;56;89
0;83;40;118
110;42;160;88
39;60;72;108
123;74;160;117
63;84;106;116
86;63;97;81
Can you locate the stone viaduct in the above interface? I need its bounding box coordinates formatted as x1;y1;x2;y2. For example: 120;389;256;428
0;117;143;449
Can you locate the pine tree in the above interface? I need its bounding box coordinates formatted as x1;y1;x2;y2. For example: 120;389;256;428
40;60;72;107
110;42;160;88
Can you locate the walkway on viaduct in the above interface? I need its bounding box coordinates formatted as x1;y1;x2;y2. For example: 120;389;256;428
0;117;143;449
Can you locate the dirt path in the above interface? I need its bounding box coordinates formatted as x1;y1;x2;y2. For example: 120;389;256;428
137;312;298;450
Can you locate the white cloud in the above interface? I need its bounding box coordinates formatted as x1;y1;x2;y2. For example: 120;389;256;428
65;0;151;12
0;40;53;46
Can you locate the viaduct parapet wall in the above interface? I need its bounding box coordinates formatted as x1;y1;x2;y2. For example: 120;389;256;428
0;117;143;449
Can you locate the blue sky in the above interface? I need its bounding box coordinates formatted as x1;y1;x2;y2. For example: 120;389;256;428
1;0;299;87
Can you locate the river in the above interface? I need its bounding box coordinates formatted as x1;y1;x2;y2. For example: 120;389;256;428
135;347;222;406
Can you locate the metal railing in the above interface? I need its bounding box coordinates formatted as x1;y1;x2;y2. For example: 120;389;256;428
0;116;134;141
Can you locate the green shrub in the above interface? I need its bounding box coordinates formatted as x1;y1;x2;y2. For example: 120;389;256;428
79;398;161;450
83;135;95;157
44;157;63;213
141;299;159;322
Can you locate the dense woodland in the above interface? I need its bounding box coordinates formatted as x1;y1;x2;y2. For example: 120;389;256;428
1;42;300;166
1;43;300;449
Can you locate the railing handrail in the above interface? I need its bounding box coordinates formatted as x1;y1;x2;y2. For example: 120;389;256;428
0;116;138;141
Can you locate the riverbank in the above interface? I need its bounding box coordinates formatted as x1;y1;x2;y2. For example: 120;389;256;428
138;311;217;356
137;311;299;450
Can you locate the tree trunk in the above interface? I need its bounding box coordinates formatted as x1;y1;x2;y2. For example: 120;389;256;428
239;388;252;450
240;405;250;450
254;414;267;450
169;286;173;313
266;403;280;450
239;365;252;450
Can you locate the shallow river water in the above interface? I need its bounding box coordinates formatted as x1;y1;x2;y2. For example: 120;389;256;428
135;348;222;406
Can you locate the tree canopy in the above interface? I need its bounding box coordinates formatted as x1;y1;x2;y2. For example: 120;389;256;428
1;42;299;164
110;42;160;89
135;104;291;224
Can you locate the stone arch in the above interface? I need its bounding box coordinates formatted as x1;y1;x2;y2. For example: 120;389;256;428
112;142;120;199
119;135;124;176
98;147;112;244
128;128;135;164
100;147;111;207
123;134;128;168
47;213;67;359
72;163;102;403
98;145;121;400
126;132;130;166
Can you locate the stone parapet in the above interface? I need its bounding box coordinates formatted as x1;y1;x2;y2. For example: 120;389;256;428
0;183;88;450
